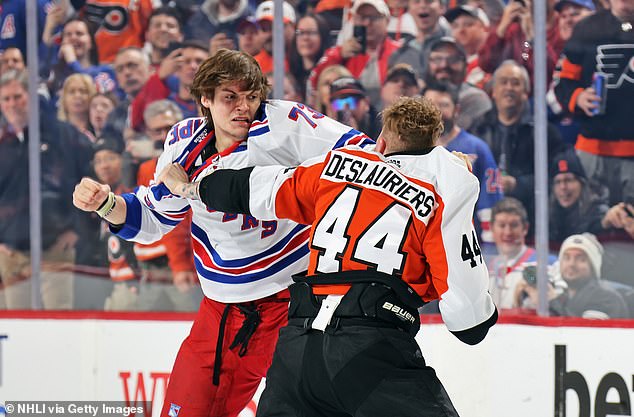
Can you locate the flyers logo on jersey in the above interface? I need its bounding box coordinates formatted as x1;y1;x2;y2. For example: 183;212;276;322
84;4;129;33
596;44;634;88
322;153;436;222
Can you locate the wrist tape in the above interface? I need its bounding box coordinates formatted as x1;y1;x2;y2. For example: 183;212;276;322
95;192;116;218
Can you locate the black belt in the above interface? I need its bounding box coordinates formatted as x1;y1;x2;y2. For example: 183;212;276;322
287;280;421;335
287;316;406;331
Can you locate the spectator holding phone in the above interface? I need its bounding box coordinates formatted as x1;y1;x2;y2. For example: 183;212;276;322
309;0;404;105
488;198;559;309
144;6;185;69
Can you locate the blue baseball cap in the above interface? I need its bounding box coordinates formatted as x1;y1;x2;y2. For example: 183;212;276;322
554;0;596;12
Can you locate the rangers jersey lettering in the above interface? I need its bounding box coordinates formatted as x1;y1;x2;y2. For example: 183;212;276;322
111;100;373;303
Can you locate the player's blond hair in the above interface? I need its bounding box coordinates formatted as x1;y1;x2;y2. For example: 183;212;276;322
381;96;443;150
190;49;270;127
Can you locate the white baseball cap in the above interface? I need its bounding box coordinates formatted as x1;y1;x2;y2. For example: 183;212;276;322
351;0;391;18
255;1;297;24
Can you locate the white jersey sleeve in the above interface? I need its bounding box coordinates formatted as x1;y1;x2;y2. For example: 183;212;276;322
415;149;496;332
111;118;204;244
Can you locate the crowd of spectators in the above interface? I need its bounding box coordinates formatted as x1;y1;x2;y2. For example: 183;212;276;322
0;0;632;317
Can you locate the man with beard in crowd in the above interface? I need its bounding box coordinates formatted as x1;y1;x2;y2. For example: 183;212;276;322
423;37;491;131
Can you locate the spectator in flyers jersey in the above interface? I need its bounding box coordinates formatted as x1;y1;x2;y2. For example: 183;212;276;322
554;0;634;207
158;95;497;417
72;49;374;417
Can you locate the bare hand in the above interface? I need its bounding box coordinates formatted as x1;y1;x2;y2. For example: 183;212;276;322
59;42;77;63
126;139;157;160
73;177;111;212
173;271;198;292
46;3;67;27
451;151;473;172
158;48;184;80
501;174;517;193
0;243;13;256
341;38;363;59
513;279;538;308
209;33;235;56
497;1;526;37
43;4;68;45
575;87;601;117
603;202;634;238
157;163;190;196
519;0;534;40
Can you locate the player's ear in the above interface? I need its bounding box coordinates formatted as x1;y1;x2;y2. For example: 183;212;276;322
200;95;212;109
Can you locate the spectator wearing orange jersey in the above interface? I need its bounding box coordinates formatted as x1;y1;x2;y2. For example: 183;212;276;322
253;0;295;74
80;0;156;64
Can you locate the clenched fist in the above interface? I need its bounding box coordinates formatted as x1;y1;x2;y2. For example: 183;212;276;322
73;177;111;212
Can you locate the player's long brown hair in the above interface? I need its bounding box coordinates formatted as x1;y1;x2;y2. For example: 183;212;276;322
190;49;271;127
381;96;443;151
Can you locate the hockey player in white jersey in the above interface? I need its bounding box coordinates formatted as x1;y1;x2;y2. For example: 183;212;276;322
72;49;372;417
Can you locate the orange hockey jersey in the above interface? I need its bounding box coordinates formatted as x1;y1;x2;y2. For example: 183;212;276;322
200;145;496;333
81;0;156;63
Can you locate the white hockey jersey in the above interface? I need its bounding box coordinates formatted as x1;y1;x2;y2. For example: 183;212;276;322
112;100;373;303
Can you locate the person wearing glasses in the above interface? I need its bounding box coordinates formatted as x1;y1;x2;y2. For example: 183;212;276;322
329;76;381;139
288;14;332;101
423;36;492;131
